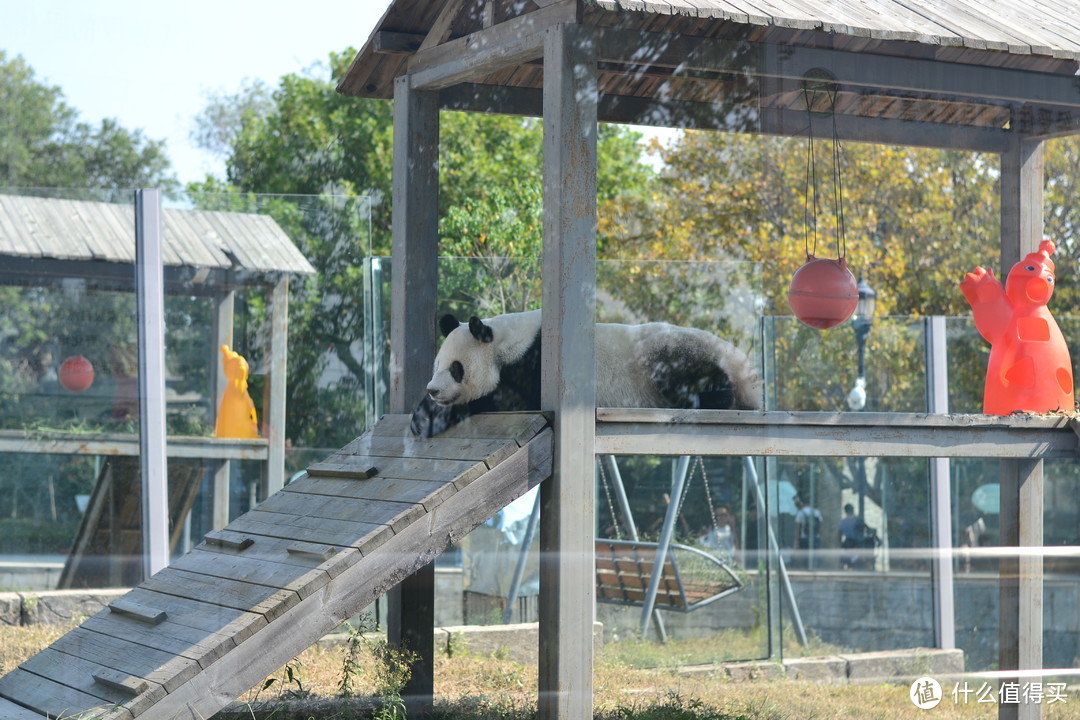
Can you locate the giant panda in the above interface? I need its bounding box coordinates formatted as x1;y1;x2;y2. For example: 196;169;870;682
410;309;762;437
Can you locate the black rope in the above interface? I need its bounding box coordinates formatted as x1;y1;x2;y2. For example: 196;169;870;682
829;84;847;260
803;86;819;259
802;78;847;261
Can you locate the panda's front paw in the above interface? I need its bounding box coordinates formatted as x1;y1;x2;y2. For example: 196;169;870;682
410;394;439;437
410;394;463;437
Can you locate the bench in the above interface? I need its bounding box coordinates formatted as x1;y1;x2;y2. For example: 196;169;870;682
595;538;743;612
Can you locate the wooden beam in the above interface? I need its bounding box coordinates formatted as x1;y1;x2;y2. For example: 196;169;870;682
997;134;1045;720
759;105;1009;153
437;84;1011;151
388;73;441;716
1000;137;1045;271
594;28;1080;109
998;460;1044;720
594;409;1076;458
418;0;465;52
389;77;440;412
374;30;423;55
407;0;578;90
538;22;598;720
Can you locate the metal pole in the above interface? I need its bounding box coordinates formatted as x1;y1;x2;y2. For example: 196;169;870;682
603;455;666;638
926;316;955;650
604;455;639;540
210;291;234;530
363;257;387;430
639;456;690;637
265;277;289;496
743;456;808;648
135;188;169;579
503;490;541;624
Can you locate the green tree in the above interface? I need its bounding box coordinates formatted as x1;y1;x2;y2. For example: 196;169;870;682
191;51;392;449
196;51;393;251
1043;136;1080;308
0;51;181;431
617;130;1080;555
604;131;999;318
0;51;176;195
192;50;655;449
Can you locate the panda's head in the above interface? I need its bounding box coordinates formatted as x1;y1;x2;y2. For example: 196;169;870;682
425;314;501;406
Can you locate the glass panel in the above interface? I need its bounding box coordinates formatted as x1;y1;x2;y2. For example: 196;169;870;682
426;257;774;664
594;260;770;665
0;188;140;589
0;188;370;590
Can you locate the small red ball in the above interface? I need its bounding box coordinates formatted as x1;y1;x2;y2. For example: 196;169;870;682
788;256;858;329
59;355;95;392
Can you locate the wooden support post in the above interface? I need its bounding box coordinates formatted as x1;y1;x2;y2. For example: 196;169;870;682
538;22;598;720
388;72;440;715
997;136;1044;720
998;460;1043;720
1000;138;1044;269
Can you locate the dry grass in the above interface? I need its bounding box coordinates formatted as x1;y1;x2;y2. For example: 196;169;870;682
3;621;1080;720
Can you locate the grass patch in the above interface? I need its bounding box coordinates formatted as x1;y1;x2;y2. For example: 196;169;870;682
599;626;835;669
4;622;1080;719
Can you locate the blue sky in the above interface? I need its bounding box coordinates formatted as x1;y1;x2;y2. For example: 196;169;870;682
1;1;389;185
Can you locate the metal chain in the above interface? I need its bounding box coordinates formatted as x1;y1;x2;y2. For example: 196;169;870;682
673;457;693;527
597;458;622;540
698;456;719;531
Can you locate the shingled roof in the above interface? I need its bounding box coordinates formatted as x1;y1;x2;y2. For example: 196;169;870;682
0;194;315;289
594;0;1080;59
340;0;1080;146
343;0;1080;100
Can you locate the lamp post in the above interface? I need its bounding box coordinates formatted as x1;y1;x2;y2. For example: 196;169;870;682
848;277;876;524
846;278;877;411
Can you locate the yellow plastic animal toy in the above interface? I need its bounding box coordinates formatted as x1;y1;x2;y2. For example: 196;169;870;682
214;345;260;439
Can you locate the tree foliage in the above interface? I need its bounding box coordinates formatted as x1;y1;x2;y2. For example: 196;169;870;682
603;131;1000;318
607;129;1080;549
192;51;654;449
191;48;1080;557
0;51;182;438
0;51;177;195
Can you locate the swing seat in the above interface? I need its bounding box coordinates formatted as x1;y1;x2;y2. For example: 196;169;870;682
595;539;743;612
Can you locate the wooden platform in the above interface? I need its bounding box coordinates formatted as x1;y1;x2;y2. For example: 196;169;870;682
0;412;551;720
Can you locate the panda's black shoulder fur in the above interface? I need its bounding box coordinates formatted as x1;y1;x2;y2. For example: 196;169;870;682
482;327;542;411
409;327;541;437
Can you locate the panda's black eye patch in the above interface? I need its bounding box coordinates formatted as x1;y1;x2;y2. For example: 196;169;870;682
450;361;465;383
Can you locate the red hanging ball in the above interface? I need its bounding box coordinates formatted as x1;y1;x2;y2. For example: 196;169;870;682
788;255;858;329
59;355;95;393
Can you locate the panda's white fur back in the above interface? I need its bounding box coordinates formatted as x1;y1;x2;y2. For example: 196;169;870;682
428;309;760;410
596;321;761;410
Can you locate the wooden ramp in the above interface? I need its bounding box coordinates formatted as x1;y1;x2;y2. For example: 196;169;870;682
0;413;551;720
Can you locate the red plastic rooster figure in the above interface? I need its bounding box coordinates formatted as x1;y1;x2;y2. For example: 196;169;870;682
960;240;1074;415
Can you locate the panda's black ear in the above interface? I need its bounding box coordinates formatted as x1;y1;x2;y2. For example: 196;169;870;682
469;316;494;343
439;314;460;338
